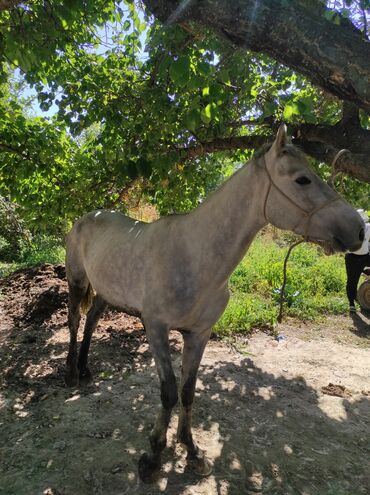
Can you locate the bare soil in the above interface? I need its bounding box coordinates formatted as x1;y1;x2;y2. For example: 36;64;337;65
0;264;369;495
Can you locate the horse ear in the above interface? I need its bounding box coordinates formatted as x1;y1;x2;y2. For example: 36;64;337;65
272;124;288;153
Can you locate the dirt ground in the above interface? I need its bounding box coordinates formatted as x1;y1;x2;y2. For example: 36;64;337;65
0;264;369;495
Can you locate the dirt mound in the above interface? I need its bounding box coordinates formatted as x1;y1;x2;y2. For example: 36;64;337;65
0;263;68;326
0;264;146;391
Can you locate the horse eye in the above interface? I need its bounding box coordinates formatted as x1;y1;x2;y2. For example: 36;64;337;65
295;176;311;185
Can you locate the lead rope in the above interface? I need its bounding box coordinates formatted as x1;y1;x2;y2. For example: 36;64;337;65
277;239;304;323
261;151;345;323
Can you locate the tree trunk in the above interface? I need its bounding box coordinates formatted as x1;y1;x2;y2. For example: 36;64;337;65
0;0;21;11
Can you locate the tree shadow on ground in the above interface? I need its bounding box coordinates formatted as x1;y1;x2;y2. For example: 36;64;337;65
349;309;370;337
1;266;369;494
1;329;369;494
191;357;370;495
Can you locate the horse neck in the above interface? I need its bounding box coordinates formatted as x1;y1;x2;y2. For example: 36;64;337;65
190;158;269;283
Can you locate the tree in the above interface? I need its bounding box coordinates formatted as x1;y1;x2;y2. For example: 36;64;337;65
0;0;368;230
0;75;115;230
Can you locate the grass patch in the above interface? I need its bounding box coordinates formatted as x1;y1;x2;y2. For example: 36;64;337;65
215;235;348;335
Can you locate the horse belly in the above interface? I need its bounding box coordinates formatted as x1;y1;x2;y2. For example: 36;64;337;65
83;242;146;313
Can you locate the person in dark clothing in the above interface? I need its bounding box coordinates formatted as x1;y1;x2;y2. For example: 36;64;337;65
344;209;370;312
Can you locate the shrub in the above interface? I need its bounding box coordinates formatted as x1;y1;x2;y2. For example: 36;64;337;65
0;235;65;278
0;197;31;261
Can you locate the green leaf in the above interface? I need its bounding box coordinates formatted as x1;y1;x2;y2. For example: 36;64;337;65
169;56;190;86
262;101;277;117
219;69;231;85
184;109;200;132
200;102;217;125
283;102;301;119
197;61;211;75
187;74;203;91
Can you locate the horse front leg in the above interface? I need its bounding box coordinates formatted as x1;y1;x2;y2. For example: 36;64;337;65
138;320;178;483
177;328;212;476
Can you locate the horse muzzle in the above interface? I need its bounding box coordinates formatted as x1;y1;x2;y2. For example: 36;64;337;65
313;224;365;255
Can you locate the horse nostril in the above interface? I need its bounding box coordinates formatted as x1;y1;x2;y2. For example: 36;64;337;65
359;228;364;242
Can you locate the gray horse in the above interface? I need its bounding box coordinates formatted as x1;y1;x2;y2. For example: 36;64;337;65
65;125;364;482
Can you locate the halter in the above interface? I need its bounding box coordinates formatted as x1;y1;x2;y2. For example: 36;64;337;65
261;154;341;241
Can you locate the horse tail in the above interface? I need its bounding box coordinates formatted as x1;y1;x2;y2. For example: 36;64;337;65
80;284;95;315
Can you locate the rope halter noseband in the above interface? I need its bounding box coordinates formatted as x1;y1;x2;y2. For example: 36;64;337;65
261;154;341;241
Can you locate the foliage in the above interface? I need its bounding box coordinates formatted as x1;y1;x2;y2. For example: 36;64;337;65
215;235;349;335
0;196;31;260
0;234;65;277
0;1;121;79
19;234;65;266
0;1;368;230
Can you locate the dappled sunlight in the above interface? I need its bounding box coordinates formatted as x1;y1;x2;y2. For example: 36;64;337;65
1;330;370;494
65;393;81;403
24;362;55;378
318;395;348;421
256;385;276;400
46;328;70;345
1;265;370;493
283;444;293;455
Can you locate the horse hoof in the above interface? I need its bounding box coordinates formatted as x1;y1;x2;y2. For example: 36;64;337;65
79;368;93;386
187;452;212;477
65;371;79;388
138;453;161;483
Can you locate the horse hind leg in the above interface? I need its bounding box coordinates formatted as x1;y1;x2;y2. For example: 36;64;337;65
65;281;88;387
78;294;106;385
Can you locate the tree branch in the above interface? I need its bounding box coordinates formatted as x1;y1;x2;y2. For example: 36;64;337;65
143;0;370;113
0;0;22;11
180;134;271;159
177;126;370;183
293;140;370;183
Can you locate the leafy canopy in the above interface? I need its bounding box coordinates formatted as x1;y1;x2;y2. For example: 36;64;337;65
0;0;368;232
